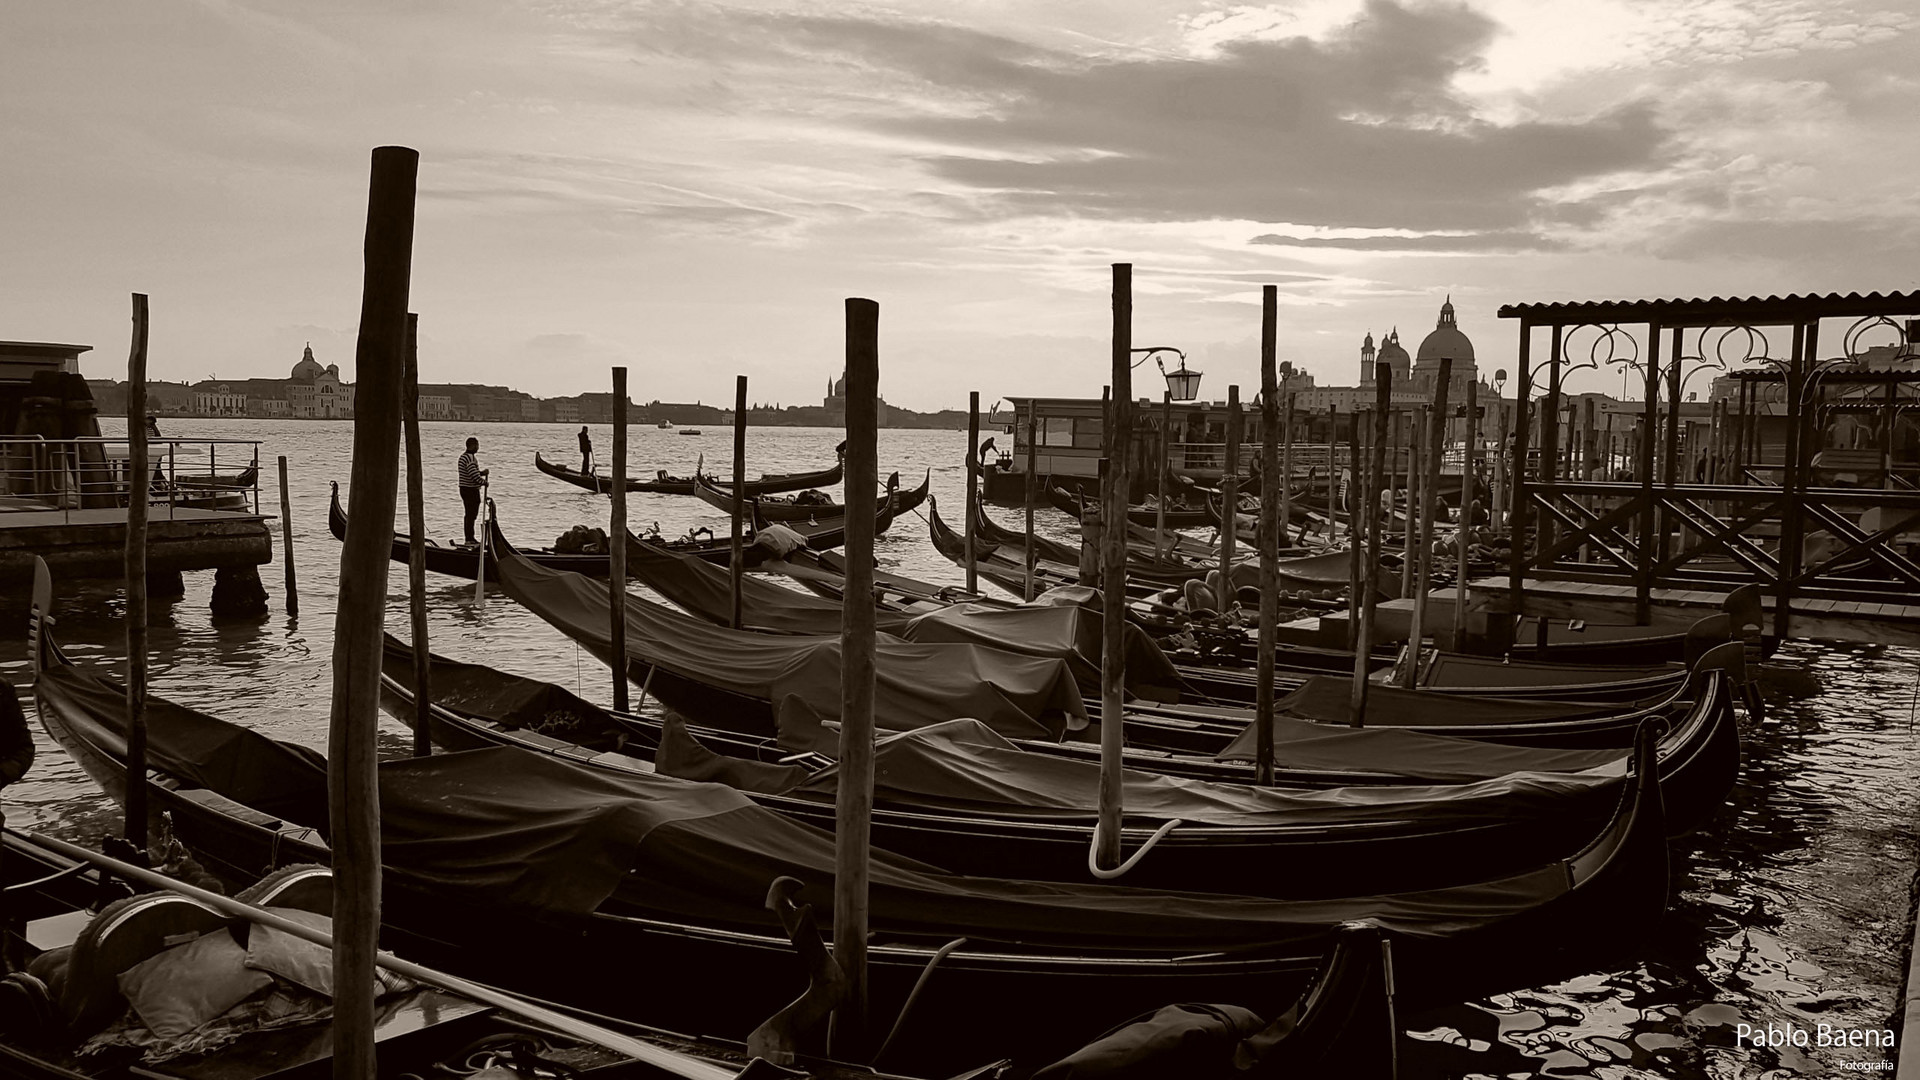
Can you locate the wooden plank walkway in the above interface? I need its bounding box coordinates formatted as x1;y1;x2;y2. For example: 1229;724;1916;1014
1466;576;1920;647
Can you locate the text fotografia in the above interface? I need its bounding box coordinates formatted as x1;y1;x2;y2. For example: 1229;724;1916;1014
1735;1023;1895;1050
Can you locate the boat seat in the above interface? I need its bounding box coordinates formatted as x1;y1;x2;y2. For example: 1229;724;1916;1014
47;891;230;1036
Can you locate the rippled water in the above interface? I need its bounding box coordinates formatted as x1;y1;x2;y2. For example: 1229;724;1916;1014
4;418;1915;1078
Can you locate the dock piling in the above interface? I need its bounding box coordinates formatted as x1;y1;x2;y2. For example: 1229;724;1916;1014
1023;404;1037;601
278;456;298;619
966;391;979;594
1255;286;1279;786
831;297;881;1059
1404;358;1452;686
730;376;747;630
1096;264;1132;868
1217;384;1240;611
124;292;150;852
612;367;630;713
402;315;430;756
1352;362;1392;725
330;144;416;1080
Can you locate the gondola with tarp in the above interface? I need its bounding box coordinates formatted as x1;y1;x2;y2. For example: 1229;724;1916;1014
690;469;930;523
31;611;1673;1071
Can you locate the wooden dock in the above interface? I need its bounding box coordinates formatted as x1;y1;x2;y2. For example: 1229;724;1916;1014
0;506;272;585
1469;576;1920;647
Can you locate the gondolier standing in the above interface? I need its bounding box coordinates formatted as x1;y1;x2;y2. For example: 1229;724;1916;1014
458;437;489;546
578;426;594;475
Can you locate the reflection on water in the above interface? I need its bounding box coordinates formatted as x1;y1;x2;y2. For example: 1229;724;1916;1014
4;418;1916;1078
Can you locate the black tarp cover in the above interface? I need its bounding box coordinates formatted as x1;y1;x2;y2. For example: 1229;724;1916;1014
42;659;1609;952
626;540;1179;695
1255;676;1631;728
381;634;619;749
492;523;1084;741
1211;710;1633;777
660;717;1625;828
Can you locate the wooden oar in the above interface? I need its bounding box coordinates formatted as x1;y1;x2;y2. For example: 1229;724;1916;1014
17;830;740;1080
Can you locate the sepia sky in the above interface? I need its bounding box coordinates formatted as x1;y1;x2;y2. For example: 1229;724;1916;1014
5;0;1917;411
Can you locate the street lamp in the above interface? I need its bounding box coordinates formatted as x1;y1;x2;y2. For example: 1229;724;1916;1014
1133;347;1202;401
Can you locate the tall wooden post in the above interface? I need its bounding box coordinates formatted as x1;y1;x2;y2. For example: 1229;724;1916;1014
1327;405;1341;541
330;145;415;1080
1494;388;1509;536
1509;327;1533;612
1023;405;1037;601
1156;391;1171;556
1096;264;1131;868
1346;406;1363;649
402;314;431;756
124;293;150;850
1402;409;1422;599
1255;286;1279;786
730;376;748;629
278;457;299;618
1280;384;1294;549
1403;358;1452;687
1636;327;1661;624
1352;363;1391;724
1453;377;1479;643
965;391;980;593
1218;385;1241;609
831;298;880;1059
611;367;630;712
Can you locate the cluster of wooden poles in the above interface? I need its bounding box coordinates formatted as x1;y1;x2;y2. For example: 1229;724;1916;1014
103;151;1487;1077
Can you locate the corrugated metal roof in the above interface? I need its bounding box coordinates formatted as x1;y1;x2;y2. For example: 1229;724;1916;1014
1497;291;1920;325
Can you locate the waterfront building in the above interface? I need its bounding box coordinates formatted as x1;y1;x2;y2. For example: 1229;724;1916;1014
287;345;354;418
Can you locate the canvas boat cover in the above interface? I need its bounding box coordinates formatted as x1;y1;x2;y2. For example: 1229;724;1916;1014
1211;708;1635;778
625;540;1180;695
42;659;1611;952
658;716;1627;829
493;523;1084;741
1239;676;1636;730
1422;653;1681;691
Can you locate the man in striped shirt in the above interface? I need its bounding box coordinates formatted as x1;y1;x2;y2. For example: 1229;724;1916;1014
458;437;489;545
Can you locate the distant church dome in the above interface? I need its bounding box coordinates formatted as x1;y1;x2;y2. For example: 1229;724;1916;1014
291;343;325;381
1416;297;1475;363
1376;328;1410;366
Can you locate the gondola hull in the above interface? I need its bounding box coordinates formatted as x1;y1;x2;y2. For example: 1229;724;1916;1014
533;449;845;496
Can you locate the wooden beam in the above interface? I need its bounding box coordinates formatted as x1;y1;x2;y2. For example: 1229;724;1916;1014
124;292;150;850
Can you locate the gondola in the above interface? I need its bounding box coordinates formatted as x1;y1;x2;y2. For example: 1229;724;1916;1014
690;470;931;523
533;444;845;496
487;512;1088;741
379;631;1733;891
0;830;777;1080
1045;484;1214;529
326;481;895;581
928;497;1203;596
30;604;1672;1071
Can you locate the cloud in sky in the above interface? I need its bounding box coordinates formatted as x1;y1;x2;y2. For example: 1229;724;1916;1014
1;0;1917;407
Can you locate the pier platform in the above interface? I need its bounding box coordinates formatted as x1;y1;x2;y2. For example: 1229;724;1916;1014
1276;577;1920;649
0;506;272;585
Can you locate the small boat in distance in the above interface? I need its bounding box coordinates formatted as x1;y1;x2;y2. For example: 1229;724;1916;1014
678;428;703;435
657;420;673;429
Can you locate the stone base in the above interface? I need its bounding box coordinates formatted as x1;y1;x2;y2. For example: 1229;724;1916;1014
210;565;269;620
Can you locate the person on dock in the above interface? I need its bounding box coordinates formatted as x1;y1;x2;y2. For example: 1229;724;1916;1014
578;426;594;475
458;437;489;546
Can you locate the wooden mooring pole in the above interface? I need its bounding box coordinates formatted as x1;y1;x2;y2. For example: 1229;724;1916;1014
1096;263;1131;869
1255;286;1279;785
1453;376;1478;645
1156;391;1170;557
1403;358;1451;686
278;457;298;618
1280;382;1294;550
1346;406;1363;649
1352;362;1391;725
831;298;880;1059
402;315;430;756
1023;405;1037;601
611;367;630;712
965;391;980;594
730;375;748;630
124;293;150;850
330;144;415;1080
1217;385;1240;610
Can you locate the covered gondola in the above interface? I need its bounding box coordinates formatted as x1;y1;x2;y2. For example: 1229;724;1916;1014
31;614;1673;1071
1045;484;1214;529
379;632;1734;890
532;444;845;496
690;469;930;523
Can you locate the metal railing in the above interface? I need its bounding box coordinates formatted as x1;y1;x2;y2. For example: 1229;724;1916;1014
0;437;263;524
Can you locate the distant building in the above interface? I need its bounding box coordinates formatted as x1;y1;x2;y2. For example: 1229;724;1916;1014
420;395;453;421
287;345;353;418
193;384;247;416
823;372;890;425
